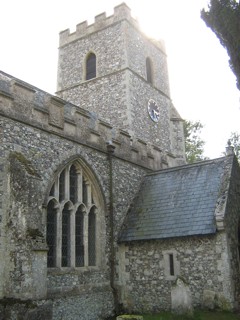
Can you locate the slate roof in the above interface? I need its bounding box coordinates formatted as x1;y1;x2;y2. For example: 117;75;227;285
119;156;233;242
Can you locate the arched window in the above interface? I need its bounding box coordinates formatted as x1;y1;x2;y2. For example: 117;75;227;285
146;57;153;84
86;53;96;80
46;161;101;268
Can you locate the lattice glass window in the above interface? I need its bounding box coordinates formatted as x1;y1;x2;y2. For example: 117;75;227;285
59;169;65;202
86;53;96;80
70;165;78;203
88;207;96;266
75;206;84;267
47;200;57;268
46;161;99;268
49;184;54;197
62;204;71;267
83;179;88;206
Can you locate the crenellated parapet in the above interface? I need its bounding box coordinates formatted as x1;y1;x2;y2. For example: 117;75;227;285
59;3;165;51
0;71;180;170
59;3;138;47
58;4;163;55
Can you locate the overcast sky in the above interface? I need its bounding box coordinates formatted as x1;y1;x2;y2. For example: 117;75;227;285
1;0;239;158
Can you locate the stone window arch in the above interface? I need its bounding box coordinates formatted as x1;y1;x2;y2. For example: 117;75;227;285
146;57;153;84
85;52;96;80
46;160;104;269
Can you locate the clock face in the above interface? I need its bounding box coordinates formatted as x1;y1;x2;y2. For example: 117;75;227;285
148;99;160;122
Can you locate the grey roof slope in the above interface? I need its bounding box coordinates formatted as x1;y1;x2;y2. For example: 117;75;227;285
119;156;233;242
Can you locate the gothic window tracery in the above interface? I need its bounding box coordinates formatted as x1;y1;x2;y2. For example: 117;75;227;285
46;161;99;269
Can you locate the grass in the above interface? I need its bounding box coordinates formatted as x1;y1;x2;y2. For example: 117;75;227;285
142;311;240;320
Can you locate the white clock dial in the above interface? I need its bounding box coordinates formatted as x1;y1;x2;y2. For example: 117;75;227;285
148;99;160;122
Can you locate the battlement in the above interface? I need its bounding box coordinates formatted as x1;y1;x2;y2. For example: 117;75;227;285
59;3;139;47
0;71;182;169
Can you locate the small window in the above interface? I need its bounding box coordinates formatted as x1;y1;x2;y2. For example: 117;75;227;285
163;250;179;280
169;253;174;276
86;53;96;80
146;57;153;84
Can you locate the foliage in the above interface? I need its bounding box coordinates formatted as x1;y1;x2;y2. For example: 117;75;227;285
184;120;207;163
201;0;240;90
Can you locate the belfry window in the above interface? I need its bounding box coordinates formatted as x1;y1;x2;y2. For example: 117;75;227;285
46;161;98;268
86;53;96;80
146;57;153;84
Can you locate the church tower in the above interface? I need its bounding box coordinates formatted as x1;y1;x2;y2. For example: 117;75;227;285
56;3;185;166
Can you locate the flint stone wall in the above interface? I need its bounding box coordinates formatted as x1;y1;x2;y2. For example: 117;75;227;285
0;115;147;319
118;233;235;314
56;14;184;159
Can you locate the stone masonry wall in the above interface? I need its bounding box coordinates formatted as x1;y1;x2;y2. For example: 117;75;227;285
223;156;240;308
56;5;185;163
0;70;177;170
57;4;167;95
0;110;147;319
59;71;128;128
125;22;170;96
128;71;171;151
0;125;7;299
0;4;186;317
118;234;233;314
57;22;126;92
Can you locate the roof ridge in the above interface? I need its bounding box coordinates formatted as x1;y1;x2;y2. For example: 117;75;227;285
146;155;234;176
